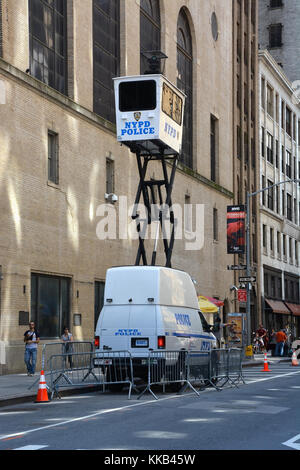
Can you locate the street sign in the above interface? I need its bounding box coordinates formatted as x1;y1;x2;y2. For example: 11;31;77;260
227;265;247;270
239;276;256;283
237;289;247;303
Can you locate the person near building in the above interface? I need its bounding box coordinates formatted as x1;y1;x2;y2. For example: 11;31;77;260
213;315;232;348
255;324;268;351
24;321;40;376
61;327;74;368
275;329;287;357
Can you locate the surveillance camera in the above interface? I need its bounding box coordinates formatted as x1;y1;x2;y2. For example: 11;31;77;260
230;285;238;292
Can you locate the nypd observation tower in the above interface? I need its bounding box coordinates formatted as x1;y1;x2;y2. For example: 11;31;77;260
113;52;186;267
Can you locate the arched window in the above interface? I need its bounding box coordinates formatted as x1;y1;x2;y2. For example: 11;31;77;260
140;0;161;74
29;0;68;95
177;10;193;168
93;0;120;122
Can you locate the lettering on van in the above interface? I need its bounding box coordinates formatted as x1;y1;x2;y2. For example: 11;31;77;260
114;329;142;336
174;313;191;327
201;341;211;352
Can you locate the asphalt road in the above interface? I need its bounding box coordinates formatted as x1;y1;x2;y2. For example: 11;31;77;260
0;363;299;451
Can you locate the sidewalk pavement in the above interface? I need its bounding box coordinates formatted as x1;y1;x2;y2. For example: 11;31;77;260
0;354;292;407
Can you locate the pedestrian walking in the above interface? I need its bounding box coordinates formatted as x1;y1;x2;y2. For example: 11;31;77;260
275;329;287;357
24;321;40;376
61;327;73;368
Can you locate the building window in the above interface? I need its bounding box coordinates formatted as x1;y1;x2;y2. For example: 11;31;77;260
287;194;292;221
140;0;161;74
262;224;267;249
266;84;273;117
94;280;105;329
210;115;218;182
213;208;218;241
29;0;68;95
277;231;281;256
282;189;285;216
283;234;286;257
31;273;70;339
270;0;283;8
286;107;292;137
48;131;59;184
267;132;273;164
267;179;274;211
106;158;115;195
275;140;279;168
93;0;120;123
286;150;292;178
269;24;283;48
177;9;193;169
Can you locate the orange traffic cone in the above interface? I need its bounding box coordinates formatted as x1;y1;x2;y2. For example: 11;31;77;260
261;353;271;372
35;370;49;403
291;351;299;367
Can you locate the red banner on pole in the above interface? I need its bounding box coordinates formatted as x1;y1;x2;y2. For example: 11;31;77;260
227;205;245;254
238;289;247;303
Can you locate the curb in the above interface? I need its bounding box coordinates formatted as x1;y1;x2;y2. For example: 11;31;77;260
0;385;104;408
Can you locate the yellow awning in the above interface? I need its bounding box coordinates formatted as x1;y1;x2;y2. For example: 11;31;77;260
198;295;218;313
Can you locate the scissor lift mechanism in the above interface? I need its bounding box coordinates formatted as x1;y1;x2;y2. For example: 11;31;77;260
128;143;178;268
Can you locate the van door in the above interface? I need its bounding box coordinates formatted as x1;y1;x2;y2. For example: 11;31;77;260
129;305;157;353
99;305;131;351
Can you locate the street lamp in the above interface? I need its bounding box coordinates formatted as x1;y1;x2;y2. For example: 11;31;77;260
245;178;300;346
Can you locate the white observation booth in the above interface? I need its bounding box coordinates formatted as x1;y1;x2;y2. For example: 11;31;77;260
114;75;185;156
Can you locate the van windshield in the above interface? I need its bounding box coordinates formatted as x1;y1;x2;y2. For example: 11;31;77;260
198;311;212;333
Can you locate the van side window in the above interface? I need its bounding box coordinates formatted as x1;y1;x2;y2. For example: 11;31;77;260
198;311;212;333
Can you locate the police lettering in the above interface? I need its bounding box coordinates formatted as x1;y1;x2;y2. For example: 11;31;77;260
121;121;155;137
164;122;176;138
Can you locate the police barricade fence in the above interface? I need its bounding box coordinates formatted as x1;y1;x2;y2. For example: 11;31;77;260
48;351;134;400
136;348;244;399
28;341;94;391
46;348;244;401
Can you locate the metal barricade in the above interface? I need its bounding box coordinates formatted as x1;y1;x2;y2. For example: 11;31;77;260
227;348;245;387
28;341;94;390
209;348;230;389
188;350;215;390
137;350;200;400
49;351;134;400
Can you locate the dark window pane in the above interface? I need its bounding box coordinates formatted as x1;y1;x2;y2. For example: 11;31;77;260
140;0;161;74
93;0;120;122
29;0;67;95
119;80;156;111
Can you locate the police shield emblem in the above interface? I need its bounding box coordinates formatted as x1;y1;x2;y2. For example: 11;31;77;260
134;112;141;121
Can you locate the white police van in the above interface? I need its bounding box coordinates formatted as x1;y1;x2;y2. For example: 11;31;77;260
94;266;216;385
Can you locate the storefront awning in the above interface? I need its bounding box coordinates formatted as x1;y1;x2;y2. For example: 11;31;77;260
265;299;291;315
285;303;300;317
198;296;218;313
205;296;224;308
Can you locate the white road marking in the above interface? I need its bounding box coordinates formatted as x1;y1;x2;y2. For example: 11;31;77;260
14;445;48;450
282;434;300;450
1;368;299;442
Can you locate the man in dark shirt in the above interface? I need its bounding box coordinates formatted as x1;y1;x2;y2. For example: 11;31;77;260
24;321;40;376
